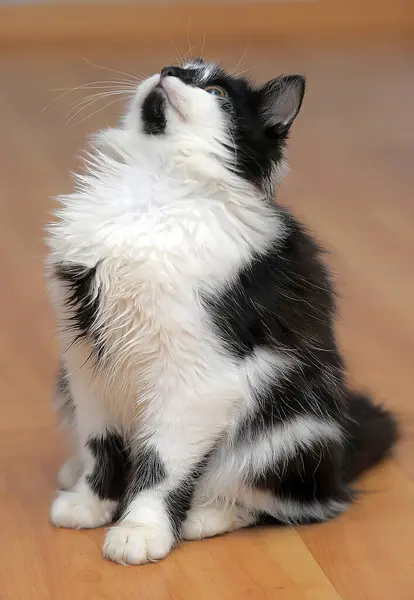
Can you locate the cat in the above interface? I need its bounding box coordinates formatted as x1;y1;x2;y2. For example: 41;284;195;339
46;58;398;565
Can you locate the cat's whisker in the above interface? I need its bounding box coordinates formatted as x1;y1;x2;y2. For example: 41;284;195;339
232;66;254;78
65;89;134;119
51;81;137;93
183;44;197;60
66;92;128;124
186;20;193;60
66;87;135;111
68;95;128;127
82;57;142;84
38;81;136;116
230;46;249;77
200;27;208;58
164;35;184;65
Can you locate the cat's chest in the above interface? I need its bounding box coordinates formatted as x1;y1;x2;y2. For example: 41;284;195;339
50;198;246;349
51;193;249;290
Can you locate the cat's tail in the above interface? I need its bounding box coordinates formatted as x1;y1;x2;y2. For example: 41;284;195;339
343;390;399;482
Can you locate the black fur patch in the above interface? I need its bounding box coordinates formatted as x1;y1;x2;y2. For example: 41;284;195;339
343;390;399;482
240;364;344;438
117;446;167;518
87;433;131;501
204;211;344;426
202;207;358;514
54;262;103;356
207;71;290;185
183;65;290;185
213;75;289;186
204;212;337;359
141;89;167;135
165;453;213;538
253;438;352;511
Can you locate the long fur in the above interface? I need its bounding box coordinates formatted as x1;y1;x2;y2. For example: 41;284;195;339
47;58;398;565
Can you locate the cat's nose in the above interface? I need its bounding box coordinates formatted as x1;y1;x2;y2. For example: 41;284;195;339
160;66;184;80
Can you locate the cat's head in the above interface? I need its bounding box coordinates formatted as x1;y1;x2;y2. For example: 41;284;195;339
122;58;305;193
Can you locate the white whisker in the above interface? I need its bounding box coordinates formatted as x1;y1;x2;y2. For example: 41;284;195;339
82;57;141;84
232;66;253;78
230;46;249;77
38;80;136;116
65;90;134;120
51;81;137;93
186;20;193;60
68;95;127;127
200;27;208;58
164;35;184;64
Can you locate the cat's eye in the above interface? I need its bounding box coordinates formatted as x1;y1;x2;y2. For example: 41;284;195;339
203;85;228;98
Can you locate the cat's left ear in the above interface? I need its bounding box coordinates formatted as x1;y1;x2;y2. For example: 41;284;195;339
259;75;306;132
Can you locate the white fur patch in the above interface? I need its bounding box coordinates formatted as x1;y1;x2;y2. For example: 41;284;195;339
104;523;174;565
51;487;117;529
104;493;174;565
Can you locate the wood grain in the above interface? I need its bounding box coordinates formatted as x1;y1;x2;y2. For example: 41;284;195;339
0;1;413;45
0;40;413;599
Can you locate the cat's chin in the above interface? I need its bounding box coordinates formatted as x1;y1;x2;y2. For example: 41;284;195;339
155;83;185;122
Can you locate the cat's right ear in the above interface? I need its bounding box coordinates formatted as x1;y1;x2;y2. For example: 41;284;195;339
259;75;306;133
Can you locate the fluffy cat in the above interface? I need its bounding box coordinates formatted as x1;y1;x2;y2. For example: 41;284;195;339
47;58;398;565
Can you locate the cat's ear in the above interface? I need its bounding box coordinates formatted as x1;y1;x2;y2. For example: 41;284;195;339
259;75;305;131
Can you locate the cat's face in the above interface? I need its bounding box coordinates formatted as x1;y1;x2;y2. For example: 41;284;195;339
124;59;305;190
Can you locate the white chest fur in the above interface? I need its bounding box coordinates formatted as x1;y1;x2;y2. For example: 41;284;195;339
47;154;283;433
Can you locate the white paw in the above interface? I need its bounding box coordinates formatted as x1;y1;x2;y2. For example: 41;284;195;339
103;523;175;565
50;490;117;529
182;505;255;540
57;457;82;490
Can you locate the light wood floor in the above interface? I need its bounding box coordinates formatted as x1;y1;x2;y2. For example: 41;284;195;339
0;40;413;600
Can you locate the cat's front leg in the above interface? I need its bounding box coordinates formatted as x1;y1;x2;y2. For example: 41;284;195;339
103;411;219;565
50;366;127;529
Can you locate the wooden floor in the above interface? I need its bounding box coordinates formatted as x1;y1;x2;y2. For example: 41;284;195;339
0;40;413;600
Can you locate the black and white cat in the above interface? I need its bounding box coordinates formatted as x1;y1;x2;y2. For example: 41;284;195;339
47;59;397;565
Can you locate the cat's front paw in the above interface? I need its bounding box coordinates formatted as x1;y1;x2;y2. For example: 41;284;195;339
103;522;175;565
50;490;117;529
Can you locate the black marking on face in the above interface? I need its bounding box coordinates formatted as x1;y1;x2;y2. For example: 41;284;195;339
194;69;292;185
142;61;304;188
141;88;167;135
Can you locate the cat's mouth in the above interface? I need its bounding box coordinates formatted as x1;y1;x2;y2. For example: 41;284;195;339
155;82;186;122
